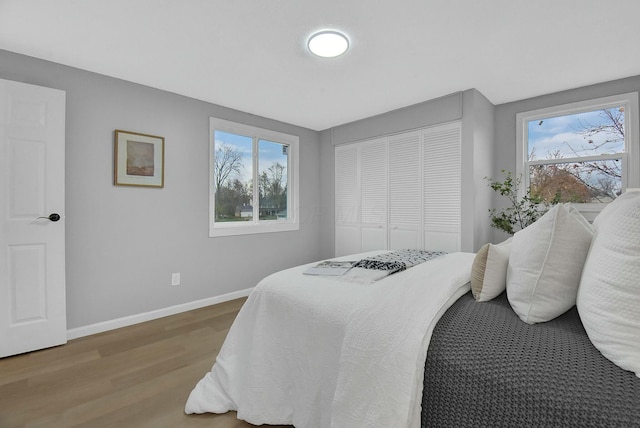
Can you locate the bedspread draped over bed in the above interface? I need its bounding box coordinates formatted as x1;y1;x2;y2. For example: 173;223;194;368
422;291;640;428
185;251;475;428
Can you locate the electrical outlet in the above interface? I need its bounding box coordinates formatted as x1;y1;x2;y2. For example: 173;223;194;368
171;272;181;286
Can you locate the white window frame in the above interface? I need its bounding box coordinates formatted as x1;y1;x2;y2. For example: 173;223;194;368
209;117;300;237
516;92;640;217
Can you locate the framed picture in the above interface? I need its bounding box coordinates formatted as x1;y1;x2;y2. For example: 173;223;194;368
114;130;164;188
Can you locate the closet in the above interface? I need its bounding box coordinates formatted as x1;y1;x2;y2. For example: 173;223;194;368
335;121;461;256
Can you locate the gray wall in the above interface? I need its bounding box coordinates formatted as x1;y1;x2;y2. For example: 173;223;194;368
0;49;322;329
493;75;640;242
461;89;495;250
318;129;336;258
329;93;463;146
5;46;638;329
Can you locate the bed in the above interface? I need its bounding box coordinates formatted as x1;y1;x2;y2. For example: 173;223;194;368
185;251;475;427
186;194;640;427
185;250;640;427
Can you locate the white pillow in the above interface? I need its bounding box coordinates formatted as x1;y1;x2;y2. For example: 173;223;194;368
471;238;512;302
577;191;640;377
506;204;593;324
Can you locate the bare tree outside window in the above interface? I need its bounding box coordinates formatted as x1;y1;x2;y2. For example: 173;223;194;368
258;139;288;220
527;107;625;204
213;134;251;221
214;144;244;193
212;132;290;222
209;117;299;237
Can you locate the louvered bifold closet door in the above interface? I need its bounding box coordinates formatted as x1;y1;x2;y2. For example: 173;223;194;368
335;144;360;256
423;122;461;252
359;138;387;251
388;130;422;250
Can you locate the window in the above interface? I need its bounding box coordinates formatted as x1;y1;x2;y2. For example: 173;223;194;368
516;93;639;215
209;118;299;237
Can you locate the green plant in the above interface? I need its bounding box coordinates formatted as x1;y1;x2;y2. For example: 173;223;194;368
486;170;549;235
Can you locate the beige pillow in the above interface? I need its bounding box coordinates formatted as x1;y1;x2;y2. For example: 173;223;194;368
577;190;640;377
471;238;512;302
506;204;593;324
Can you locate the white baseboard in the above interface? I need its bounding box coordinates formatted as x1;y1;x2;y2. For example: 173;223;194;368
66;287;254;340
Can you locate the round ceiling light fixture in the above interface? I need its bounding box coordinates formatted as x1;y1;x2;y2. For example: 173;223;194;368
307;30;349;58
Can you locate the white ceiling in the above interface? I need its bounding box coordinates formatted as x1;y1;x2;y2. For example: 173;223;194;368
1;0;640;131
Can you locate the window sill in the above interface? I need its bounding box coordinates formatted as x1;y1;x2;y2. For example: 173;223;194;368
209;221;299;237
568;202;608;223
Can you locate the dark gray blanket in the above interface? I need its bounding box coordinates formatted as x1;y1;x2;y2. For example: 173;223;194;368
422;291;640;428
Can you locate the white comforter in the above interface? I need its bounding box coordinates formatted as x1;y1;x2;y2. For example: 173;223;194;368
185;251;475;427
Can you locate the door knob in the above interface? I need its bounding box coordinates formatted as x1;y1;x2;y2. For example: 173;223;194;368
37;213;61;222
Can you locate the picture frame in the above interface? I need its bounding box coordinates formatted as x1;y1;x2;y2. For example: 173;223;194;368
114;130;165;188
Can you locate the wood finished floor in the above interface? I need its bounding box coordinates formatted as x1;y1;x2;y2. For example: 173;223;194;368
0;297;293;428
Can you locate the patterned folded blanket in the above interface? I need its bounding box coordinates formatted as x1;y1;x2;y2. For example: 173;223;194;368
345;249;446;283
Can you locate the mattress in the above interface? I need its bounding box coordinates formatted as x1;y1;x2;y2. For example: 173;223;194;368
422;291;640;428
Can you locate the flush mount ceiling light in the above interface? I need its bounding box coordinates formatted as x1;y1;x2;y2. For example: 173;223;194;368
307;30;349;58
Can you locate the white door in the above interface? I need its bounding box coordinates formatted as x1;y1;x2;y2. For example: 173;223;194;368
423;122;461;252
0;79;66;357
360;138;387;251
388;130;422;250
335;144;361;256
